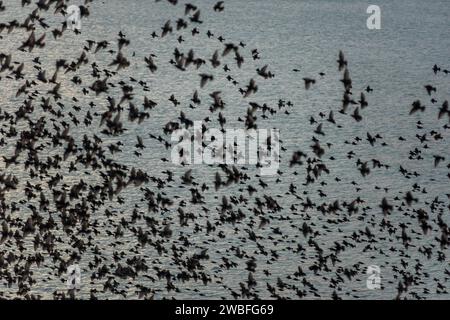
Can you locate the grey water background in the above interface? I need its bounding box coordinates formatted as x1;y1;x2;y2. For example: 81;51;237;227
0;0;449;299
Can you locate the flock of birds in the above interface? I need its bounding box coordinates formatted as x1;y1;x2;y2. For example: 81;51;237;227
0;0;449;300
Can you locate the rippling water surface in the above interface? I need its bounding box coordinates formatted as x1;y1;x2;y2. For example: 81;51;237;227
0;0;449;300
